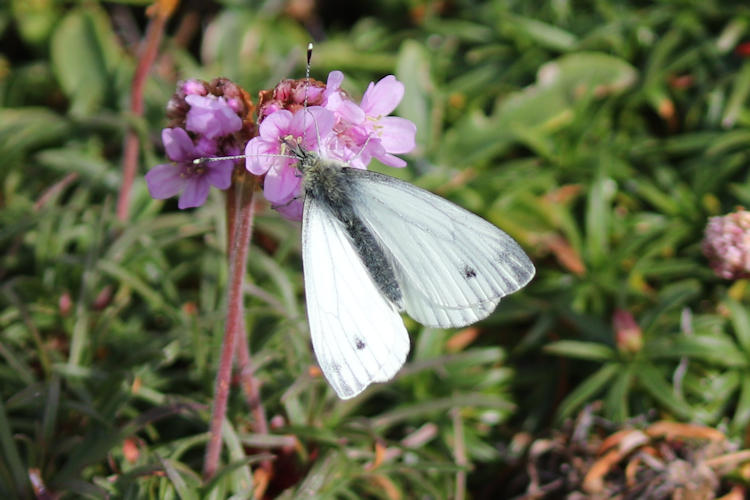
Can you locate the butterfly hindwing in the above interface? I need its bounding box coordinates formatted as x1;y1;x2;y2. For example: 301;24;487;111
302;196;410;399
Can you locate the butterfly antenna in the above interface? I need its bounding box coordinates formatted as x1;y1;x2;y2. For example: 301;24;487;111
301;42;325;155
193;155;248;164
193;152;296;165
347;132;375;165
303;42;313;110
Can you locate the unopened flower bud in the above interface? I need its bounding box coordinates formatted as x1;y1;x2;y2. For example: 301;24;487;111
613;308;643;354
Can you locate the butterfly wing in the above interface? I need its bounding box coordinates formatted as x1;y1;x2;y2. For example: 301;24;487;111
302;196;410;399
345;169;535;328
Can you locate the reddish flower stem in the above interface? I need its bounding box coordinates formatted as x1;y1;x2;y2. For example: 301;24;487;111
225;177;270;441
203;172;258;480
116;3;172;222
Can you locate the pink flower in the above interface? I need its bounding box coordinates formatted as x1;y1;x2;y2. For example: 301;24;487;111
185;94;243;139
358;75;417;166
181;79;208;96
147;78;251;209
702;209;750;279
245;106;335;217
323;71;365;124
145;128;234;209
322;72;416;168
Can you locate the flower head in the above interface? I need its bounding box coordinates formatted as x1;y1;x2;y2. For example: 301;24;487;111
146;78;255;209
247;71;416;220
702;209;750;279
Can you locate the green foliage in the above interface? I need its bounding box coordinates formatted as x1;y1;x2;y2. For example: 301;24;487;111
2;0;750;497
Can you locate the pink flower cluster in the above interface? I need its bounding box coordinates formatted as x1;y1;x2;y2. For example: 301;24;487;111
246;71;416;220
146;79;251;209
702;209;750;279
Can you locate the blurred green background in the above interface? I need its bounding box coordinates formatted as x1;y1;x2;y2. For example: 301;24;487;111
3;0;750;498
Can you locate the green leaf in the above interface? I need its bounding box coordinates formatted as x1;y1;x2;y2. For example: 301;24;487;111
158;456;201;500
537;52;637;97
372;394;514;430
50;7;123;116
722;60;750;127
0;108;71;160
543;340;616;361
0;396;27;497
504;15;578;51
604;368;633;422
556;363;619;421
10;0;59;46
656;335;747;368
35;148;119;190
585;175;615;266
727;299;750;356
396;40;433;149
635;362;693;420
732;374;750;434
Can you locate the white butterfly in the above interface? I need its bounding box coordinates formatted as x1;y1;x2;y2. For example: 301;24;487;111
286;139;535;399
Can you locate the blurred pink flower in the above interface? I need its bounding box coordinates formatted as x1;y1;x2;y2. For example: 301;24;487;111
147;79;252;209
181;79;208;96
702;209;750;279
185;94;243;139
146;128;234;209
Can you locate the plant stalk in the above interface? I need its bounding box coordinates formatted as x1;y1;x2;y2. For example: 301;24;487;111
203;171;257;480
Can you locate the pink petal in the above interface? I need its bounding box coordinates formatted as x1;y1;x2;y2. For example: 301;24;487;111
193;136;219;158
181;79;207;96
360;75;404;117
205;160;235;189
378;153;407;168
367;140;405;167
259;109;293;140
185;95;242;139
178;177;210;209
145;163;185;199
274;197;304;221
245;138;277;175
293;107;335;150
377;116;416;153
263;163;301;204
162;128;195;162
326;71;344;93
337;100;365;124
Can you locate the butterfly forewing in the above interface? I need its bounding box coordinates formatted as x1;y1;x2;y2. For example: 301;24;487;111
343;168;535;328
302;196;410;399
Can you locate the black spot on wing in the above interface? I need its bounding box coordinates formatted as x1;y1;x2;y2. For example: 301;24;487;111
355;338;366;350
463;265;477;279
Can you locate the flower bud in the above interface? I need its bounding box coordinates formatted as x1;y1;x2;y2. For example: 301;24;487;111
702;209;750;280
257;78;326;120
613;308;643;354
